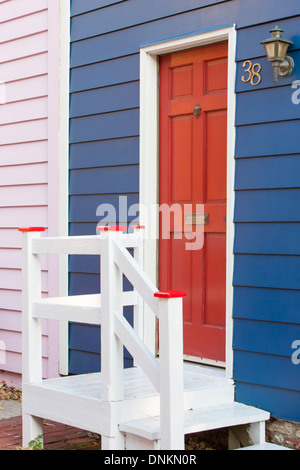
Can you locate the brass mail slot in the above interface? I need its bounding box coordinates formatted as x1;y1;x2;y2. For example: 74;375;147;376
185;213;209;225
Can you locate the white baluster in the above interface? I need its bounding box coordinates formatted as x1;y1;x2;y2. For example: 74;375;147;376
133;225;145;342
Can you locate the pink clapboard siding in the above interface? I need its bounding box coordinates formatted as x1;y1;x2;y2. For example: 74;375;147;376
0;0;60;384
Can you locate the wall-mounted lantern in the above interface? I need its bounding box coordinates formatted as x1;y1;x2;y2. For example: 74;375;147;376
261;26;294;84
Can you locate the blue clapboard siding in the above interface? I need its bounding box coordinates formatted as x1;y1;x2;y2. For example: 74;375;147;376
70;194;139;223
234;223;300;255
70;166;139;195
236;86;300;126
236;16;300;62
70;138;139;170
233;11;300;422
234;351;300;396
69;0;300;422
235;51;300;93
235;156;300;190
70;55;140;93
71;0;230;41
70;82;140;118
235;383;300;423
233;320;300;358
235;189;300;222
71;0;127;17
233;287;300;325
236;120;300;158
70;109;139;143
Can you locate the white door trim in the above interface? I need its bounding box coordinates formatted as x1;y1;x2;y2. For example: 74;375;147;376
139;25;237;379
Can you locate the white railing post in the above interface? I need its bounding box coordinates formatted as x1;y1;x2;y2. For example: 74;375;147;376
133;225;145;341
19;227;45;448
98;227;126;402
155;290;186;450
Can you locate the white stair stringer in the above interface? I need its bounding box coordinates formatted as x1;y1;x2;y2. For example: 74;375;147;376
119;402;271;450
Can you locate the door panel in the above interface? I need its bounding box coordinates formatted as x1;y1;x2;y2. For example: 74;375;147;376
159;42;228;362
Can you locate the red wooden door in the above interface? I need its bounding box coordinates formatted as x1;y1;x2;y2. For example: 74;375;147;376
159;43;228;362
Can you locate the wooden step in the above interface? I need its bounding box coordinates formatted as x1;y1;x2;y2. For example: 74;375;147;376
119;402;270;441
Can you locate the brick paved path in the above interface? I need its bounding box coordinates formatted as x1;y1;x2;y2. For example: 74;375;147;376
0;416;101;450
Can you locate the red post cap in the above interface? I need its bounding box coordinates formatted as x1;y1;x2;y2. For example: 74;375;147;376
97;225;127;232
154;290;187;299
18;227;45;232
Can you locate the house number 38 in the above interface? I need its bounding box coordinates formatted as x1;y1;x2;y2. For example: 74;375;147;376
241;60;262;86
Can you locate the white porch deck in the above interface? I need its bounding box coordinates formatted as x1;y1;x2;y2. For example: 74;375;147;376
22;362;234;435
23;362;271;450
19;227;279;450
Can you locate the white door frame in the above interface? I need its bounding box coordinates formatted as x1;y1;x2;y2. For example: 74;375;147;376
139;25;237;379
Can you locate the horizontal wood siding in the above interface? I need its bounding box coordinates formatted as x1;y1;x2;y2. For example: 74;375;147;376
0;0;55;381
233;15;300;422
69;0;300;422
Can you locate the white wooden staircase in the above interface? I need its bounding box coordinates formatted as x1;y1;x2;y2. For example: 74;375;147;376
19;226;288;450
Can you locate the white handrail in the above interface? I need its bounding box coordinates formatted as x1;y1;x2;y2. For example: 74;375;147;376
32;234;139;255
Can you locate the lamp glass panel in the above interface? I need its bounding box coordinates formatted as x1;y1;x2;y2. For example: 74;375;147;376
264;41;277;60
277;42;289;60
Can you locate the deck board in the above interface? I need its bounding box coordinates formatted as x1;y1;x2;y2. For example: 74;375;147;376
26;363;231;401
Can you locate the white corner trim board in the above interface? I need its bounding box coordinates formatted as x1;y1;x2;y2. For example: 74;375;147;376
58;0;71;376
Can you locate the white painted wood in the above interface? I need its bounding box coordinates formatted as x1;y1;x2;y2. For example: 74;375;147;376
120;416;160;441
133;227;144;341
114;311;160;391
22;229;275;451
236;443;293;451
22;363;235;440
119;402;270;442
229;421;266;449
100;232;124;403
182;403;269;435
58;0;71;377
113;239;159;316
158;297;184;450
247;421;266;446
22;382;111;437
225;25;237;380
47;0;61;379
139;47;159;356
33;295;101;324
21;231;43;384
33;234;139;255
21;231;44;449
124;433;160;450
139;26;237;375
101;435;127;451
22;413;43;449
32;236;102;255
23;362;232;409
183;353;226;368
32;291;137;324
